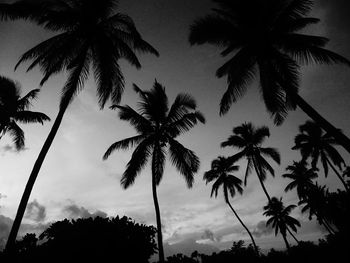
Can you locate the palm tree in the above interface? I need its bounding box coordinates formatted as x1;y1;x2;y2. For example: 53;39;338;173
203;156;259;254
293;121;348;191
0;76;50;150
103;81;205;263
282;160;318;200
221;122;280;202
263;197;301;250
189;0;350;153
3;0;159;251
298;183;336;235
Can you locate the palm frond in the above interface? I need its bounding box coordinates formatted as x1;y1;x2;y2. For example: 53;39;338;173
189;14;239;46
168;138;199;188
8;122;25;151
103;135;146;160
17;89;40;110
260;147;281;164
110;105;153;134
121;137;153;189
14;111;50;124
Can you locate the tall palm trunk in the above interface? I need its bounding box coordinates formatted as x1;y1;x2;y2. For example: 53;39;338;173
6;63;85;252
252;157;271;202
6;104;67;252
281;230;291;250
226;199;259;255
293;94;350;154
286;227;299;244
151;172;165;263
325;157;349;191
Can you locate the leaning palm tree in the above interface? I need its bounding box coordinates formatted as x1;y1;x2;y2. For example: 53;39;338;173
298;183;336;235
263;197;301;250
293;121;348;191
3;0;159;251
0;76;50;150
103;81;205;263
282;160;318;201
203;156;259;254
189;0;350;153
221;122;280;202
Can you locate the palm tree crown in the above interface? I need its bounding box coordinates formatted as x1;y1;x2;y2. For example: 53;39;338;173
221;122;280;201
282;160;318;200
189;0;350;124
204;156;243;201
103;80;205;263
12;0;159;109
263;197;300;249
103;81;205;187
0;76;50;150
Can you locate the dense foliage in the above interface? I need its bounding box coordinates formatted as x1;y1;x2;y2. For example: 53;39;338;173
0;216;157;262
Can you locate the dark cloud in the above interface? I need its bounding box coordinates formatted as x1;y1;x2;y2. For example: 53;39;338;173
201;229;222;242
252;220;274;238
63;204;107;219
25;199;46;222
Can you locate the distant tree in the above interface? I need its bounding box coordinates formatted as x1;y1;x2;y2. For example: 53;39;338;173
4;216;157;262
263;197;301;250
103;81;205;263
293;121;348;191
221;122;280;202
189;0;350;154
0;76;50;150
282;160;318;200
203;156;259;254
2;0;159;251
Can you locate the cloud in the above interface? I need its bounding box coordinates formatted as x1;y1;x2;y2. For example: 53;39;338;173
25;200;46;222
252;220;274;238
63;203;108;219
0;144;28;155
201;229;221;242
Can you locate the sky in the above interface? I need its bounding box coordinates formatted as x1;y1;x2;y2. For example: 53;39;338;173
1;0;350;256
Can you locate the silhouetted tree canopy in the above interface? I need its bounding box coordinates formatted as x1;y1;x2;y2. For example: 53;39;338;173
2;216;157;262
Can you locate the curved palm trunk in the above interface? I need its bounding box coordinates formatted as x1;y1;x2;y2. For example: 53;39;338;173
325;157;349;192
252;157;271;203
281;231;291;251
5;105;67;252
226;199;259;255
151;172;165;263
293;94;350;154
286;227;299;244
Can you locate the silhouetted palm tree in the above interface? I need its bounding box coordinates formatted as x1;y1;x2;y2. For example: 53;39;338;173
203;156;259;254
189;0;350;153
263;197;301;250
103;81;205;263
282;160;318;200
3;0;159;251
293;121;348;191
298;183;336;235
0;76;50;150
221;123;280;202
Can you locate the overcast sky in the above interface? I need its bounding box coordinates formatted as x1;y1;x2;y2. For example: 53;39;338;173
0;0;350;256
